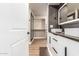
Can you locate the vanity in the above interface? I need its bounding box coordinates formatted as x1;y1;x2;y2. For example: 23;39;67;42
47;3;79;56
47;29;79;56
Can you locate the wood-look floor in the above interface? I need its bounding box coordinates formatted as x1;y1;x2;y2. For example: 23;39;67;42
29;39;47;56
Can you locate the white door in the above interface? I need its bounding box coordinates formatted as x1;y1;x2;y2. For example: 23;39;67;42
0;3;29;56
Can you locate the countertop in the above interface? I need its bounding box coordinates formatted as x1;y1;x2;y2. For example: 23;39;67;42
50;32;79;42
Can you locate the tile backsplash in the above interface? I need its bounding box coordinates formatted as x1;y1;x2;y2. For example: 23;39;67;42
51;29;62;33
65;28;79;37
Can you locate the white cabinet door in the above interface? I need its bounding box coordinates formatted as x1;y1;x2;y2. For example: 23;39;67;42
47;33;57;56
56;36;72;56
67;39;79;56
0;3;29;56
57;36;79;56
51;35;65;56
48;33;68;56
47;33;64;56
48;33;79;56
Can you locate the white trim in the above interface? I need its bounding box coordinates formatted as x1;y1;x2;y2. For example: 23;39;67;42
29;38;35;45
47;46;52;56
58;3;79;25
58;3;67;25
59;19;79;25
58;8;60;25
58;3;67;12
34;16;46;20
29;37;46;44
33;37;46;39
75;9;78;19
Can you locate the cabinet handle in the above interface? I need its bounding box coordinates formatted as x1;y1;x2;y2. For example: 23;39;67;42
52;47;58;54
49;36;51;44
52;38;58;42
65;46;67;56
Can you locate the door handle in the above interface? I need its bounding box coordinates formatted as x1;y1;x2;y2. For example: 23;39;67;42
27;32;30;34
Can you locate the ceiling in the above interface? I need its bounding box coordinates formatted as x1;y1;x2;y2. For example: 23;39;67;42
29;3;48;16
29;3;63;16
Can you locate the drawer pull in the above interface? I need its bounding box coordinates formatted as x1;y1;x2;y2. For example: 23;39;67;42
65;46;67;56
52;47;58;54
52;38;58;42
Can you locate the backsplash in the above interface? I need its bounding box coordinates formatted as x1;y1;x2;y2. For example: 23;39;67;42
65;28;79;37
62;22;79;28
51;29;62;33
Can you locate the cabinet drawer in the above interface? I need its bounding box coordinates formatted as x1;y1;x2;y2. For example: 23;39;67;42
67;39;79;56
51;37;58;48
51;37;65;56
51;36;59;48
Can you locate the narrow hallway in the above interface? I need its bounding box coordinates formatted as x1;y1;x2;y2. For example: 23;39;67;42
29;3;48;56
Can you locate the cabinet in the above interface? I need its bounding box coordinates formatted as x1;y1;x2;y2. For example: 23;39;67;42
48;33;79;56
55;35;79;56
51;35;65;56
48;33;65;56
65;38;79;56
47;33;57;56
58;3;79;25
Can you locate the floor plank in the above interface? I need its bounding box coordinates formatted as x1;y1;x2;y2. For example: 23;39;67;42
29;39;47;56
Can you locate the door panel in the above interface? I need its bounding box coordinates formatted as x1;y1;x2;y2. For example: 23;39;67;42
11;38;29;56
0;3;29;56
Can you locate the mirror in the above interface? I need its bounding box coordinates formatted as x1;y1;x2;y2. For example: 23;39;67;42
59;3;79;24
